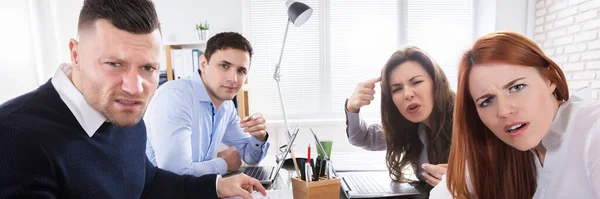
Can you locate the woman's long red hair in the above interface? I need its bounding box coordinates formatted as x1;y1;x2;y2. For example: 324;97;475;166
446;31;569;199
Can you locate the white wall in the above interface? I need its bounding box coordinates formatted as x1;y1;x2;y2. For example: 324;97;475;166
154;0;244;44
154;0;244;76
475;0;497;37
496;0;531;34
48;0;83;67
475;0;535;37
0;0;39;103
31;0;82;84
534;0;600;99
0;0;81;103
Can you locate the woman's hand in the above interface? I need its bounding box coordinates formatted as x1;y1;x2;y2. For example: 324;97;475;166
422;163;447;186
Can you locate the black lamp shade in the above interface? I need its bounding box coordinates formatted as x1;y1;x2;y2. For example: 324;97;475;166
286;0;312;27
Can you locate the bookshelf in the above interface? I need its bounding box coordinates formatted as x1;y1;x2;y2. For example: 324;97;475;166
164;41;206;81
164;41;250;118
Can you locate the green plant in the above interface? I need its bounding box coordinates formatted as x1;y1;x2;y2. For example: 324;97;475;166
196;20;209;30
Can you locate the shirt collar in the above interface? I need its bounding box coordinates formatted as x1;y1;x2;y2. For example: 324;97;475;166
190;71;213;102
51;63;106;137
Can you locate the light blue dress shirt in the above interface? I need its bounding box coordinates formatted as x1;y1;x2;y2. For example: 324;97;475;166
144;72;269;176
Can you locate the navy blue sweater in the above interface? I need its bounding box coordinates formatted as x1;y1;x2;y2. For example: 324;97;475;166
0;80;219;198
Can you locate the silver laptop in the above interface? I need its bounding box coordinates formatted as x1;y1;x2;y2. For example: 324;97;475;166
339;171;420;198
240;128;299;184
308;129;420;198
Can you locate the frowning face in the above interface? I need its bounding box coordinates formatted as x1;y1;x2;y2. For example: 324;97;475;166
69;19;162;127
390;61;434;123
469;63;558;151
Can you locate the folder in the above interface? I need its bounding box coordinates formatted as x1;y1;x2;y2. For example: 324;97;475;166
171;49;184;79
182;49;194;78
192;49;200;74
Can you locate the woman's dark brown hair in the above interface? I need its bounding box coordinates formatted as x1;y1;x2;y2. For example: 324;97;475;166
380;46;455;184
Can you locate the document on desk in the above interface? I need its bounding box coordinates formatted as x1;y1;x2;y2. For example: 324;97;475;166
224;189;292;199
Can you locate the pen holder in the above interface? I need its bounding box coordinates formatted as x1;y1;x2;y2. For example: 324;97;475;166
291;177;341;199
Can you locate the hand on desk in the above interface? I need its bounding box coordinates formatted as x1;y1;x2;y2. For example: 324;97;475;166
218;146;242;172
217;174;267;199
422;163;447;187
241;113;267;141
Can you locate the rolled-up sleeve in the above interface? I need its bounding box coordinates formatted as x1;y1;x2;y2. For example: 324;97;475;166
221;106;269;165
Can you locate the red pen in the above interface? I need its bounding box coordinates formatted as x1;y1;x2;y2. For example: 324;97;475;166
307;144;311;164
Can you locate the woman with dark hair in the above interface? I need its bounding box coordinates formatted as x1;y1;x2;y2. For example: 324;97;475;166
431;31;600;198
344;46;455;188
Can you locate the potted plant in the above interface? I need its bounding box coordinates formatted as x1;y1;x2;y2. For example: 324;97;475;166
196;20;209;41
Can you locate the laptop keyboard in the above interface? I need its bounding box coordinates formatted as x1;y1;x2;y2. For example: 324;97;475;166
345;175;392;194
243;167;273;181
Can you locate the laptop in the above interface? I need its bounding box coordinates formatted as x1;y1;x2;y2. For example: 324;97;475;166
239;127;300;184
309;129;420;198
339;171;421;198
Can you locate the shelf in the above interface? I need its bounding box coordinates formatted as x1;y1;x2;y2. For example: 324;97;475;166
164;40;207;47
164;42;207;82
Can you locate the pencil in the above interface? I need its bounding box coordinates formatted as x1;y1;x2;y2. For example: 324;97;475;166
289;147;302;180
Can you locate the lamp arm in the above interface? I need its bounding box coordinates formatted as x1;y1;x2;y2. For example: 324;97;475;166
273;20;292;141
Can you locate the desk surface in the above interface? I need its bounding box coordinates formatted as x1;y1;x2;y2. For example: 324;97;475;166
257;152;429;199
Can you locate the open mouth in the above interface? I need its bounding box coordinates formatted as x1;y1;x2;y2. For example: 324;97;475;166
506;123;527;133
117;100;140;105
116;99;143;108
406;103;421;113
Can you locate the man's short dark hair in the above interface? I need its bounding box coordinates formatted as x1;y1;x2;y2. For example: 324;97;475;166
204;32;253;62
78;0;160;34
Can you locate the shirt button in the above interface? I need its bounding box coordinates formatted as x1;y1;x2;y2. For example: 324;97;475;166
256;144;259;147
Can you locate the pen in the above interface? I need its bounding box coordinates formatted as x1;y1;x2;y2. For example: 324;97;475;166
306;144;312;181
307;143;311;165
313;158;320;181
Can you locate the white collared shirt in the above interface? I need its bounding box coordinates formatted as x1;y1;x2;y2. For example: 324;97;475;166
431;94;600;198
531;94;600;198
51;63;106;137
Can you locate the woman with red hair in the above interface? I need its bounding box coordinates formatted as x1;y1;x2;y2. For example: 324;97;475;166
431;31;600;198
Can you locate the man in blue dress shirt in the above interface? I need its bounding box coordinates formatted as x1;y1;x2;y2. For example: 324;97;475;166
145;32;270;177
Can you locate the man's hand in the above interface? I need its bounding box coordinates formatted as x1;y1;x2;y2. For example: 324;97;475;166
422;163;448;187
217;174;267;199
346;77;381;113
240;113;267;141
217;146;242;172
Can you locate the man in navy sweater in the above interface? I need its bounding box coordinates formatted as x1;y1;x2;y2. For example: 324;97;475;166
0;0;266;198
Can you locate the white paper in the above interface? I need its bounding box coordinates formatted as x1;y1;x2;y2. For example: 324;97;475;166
223;189;292;199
